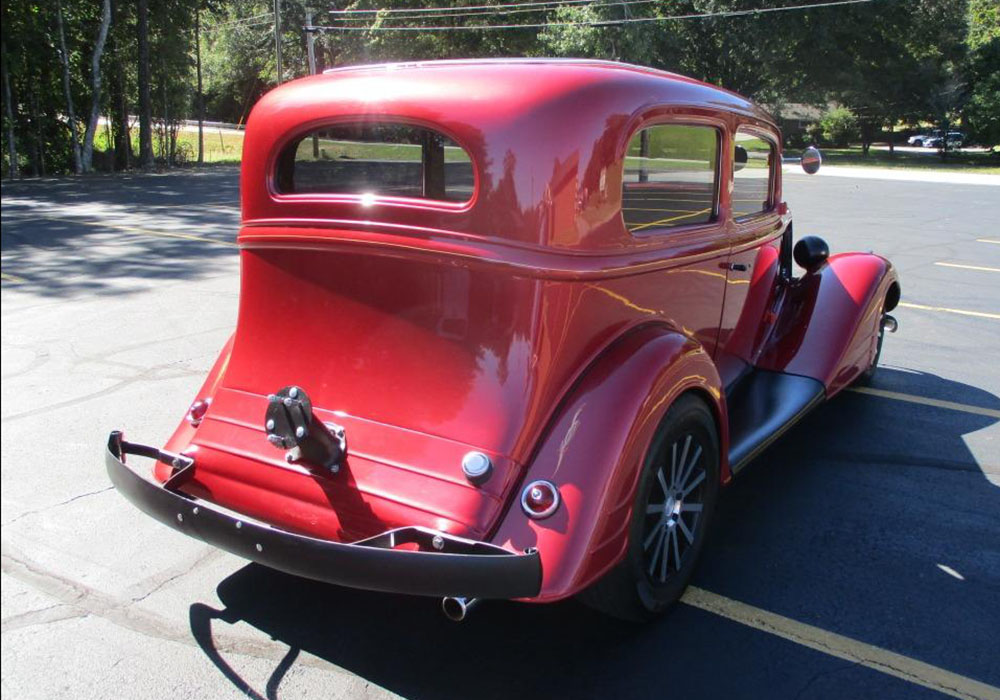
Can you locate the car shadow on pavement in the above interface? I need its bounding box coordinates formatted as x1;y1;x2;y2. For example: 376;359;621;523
189;367;999;699
1;169;240;298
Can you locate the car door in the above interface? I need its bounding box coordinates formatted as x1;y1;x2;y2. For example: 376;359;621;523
715;127;784;389
619;120;729;359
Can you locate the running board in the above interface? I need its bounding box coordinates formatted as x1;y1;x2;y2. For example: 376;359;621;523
726;370;825;473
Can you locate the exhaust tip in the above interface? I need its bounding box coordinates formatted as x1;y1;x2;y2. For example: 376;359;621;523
882;314;898;333
441;596;476;622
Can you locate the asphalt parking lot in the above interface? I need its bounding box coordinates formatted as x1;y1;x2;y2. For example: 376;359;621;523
2;167;998;700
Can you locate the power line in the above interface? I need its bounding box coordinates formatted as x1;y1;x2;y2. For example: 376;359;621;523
202;12;275;32
329;0;658;22
327;0;603;15
311;0;875;32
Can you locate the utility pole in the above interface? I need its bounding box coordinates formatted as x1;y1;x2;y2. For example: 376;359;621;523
305;9;317;76
306;9;319;157
195;7;204;164
273;0;283;84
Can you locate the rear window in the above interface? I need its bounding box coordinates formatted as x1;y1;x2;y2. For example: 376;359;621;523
275;123;474;203
622;124;720;233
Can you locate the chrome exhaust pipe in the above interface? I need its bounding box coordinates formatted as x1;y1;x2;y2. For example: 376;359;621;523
882;314;898;333
441;596;479;622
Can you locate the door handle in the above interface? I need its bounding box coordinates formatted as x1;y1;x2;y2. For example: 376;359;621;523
728;263;750;272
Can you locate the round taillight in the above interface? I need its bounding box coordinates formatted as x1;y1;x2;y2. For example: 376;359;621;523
521;480;560;519
187;398;210;426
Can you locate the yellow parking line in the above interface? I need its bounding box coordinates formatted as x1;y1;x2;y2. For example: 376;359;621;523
629;208;712;232
935;262;1000;273
36;216;237;247
623;208;706;213
101;222;237;247
846;386;1000;419
898;301;1000;320
976;239;1000;245
682;586;1000;700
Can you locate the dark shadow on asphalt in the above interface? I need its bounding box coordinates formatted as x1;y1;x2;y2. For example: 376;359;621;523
189;368;998;698
1;169;240;298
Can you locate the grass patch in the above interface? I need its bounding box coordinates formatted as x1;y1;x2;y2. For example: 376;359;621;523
295;138;470;163
92;127;245;165
179;128;244;163
795;147;1000;174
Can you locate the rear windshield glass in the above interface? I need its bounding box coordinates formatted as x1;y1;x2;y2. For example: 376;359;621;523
275;123;474;203
622;124;720;233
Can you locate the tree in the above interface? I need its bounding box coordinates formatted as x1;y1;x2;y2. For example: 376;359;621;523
108;0;133;170
2;36;19;178
137;0;154;168
56;0;83;174
81;0;112;172
963;0;1000;146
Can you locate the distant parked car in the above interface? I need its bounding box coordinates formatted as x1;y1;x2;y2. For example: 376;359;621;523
908;129;941;147
925;132;964;149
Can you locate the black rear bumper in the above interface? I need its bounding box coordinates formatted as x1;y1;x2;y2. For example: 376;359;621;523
105;431;541;599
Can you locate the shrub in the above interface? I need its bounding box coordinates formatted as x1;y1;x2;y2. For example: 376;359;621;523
819;107;860;147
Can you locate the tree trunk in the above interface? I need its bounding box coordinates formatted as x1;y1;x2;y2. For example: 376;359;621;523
1;38;17;178
137;0;153;168
887;120;894;157
161;62;173;167
103;117;113;171
109;0;130;170
195;8;204;165
56;0;82;174
28;88;44;177
80;0;111;173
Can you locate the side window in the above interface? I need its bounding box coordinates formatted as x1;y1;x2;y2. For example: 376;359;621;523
274;122;474;203
732;130;776;219
622;124;719;234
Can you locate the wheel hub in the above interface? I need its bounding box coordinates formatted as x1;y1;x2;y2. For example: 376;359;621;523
642;433;706;583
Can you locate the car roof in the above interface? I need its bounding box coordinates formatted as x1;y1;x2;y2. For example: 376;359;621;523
240;59;779;245
252;57;776;129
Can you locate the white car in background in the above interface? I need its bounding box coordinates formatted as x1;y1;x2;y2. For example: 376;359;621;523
907;130;941;147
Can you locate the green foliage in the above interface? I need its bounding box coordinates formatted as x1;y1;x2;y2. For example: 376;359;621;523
964;0;1000;146
818;107;859;148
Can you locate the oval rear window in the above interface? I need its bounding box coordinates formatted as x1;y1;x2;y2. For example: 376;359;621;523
274;122;474;203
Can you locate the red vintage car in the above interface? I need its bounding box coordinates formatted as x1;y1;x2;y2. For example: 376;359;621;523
106;59;900;622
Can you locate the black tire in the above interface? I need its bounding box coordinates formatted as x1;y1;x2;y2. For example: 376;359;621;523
578;394;720;622
857;324;884;385
857;299;888;386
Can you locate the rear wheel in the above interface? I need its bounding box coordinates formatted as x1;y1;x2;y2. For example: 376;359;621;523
579;394;719;621
858;322;885;385
858;298;891;385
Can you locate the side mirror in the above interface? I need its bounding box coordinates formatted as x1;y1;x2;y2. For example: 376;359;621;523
793;235;829;272
801;146;822;174
734;145;748;172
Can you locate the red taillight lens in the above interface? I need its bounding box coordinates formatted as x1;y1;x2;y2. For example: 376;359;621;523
521;480;560;519
187;398;210;426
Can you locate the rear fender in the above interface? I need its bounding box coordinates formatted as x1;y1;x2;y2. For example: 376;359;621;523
158;333;235;480
491;324;726;602
757;253;898;395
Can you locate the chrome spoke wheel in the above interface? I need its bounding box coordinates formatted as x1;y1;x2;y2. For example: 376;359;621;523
641;433;706;584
